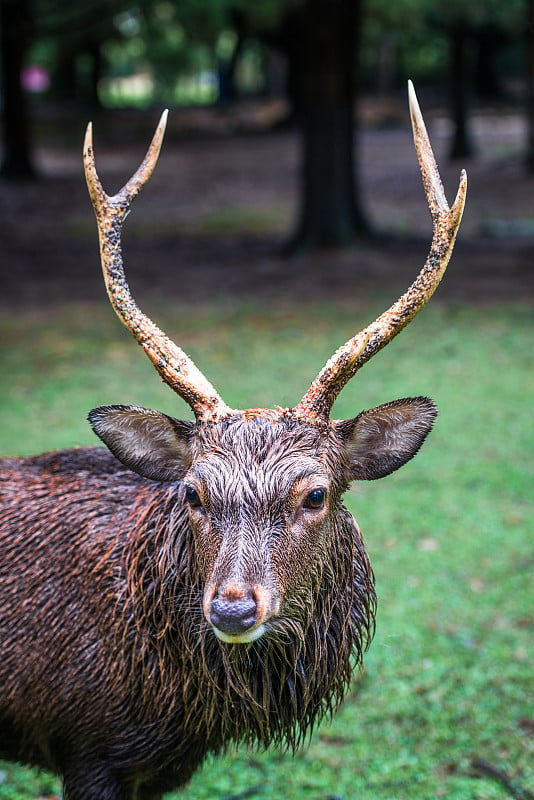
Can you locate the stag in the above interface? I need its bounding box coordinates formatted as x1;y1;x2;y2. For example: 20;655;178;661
0;83;465;800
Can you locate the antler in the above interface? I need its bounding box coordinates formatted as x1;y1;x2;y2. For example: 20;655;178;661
294;81;467;425
83;111;235;423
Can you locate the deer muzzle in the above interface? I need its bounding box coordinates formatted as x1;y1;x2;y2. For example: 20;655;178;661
204;581;279;644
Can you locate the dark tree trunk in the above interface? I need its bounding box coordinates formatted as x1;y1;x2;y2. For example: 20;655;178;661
289;0;370;251
217;11;247;105
474;25;504;100
0;0;36;179
525;0;534;173
448;18;475;160
273;9;306;123
217;35;245;105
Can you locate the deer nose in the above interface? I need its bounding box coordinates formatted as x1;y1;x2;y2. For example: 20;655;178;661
209;591;257;635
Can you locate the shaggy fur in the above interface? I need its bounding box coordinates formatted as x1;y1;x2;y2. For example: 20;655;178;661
0;411;381;800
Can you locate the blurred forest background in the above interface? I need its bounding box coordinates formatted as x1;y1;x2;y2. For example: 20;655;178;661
0;2;533;800
2;0;534;283
2;0;534;299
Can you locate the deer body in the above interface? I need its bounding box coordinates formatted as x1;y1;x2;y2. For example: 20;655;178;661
0;84;466;799
0;448;216;797
0;416;377;799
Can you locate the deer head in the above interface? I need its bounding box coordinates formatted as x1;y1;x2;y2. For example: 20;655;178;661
84;82;466;646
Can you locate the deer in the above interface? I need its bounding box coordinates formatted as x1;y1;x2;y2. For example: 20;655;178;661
0;83;466;800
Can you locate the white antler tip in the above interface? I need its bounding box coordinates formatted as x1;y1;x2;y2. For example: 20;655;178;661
157;109;169;136
83;122;93;155
452;169;468;218
408;80;423;128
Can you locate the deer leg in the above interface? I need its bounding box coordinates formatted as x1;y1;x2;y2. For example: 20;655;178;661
62;766;134;800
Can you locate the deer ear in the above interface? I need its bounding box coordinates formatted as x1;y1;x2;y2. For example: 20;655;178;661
336;397;438;481
88;405;194;481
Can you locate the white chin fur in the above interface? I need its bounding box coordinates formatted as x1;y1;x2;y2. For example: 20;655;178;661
213;624;266;644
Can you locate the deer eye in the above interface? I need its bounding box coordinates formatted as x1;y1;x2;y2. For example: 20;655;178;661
303;488;327;510
185;486;202;508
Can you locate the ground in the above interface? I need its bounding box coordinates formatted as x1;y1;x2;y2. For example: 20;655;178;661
1;101;534;312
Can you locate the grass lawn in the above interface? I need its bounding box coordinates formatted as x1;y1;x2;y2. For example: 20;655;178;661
0;297;532;800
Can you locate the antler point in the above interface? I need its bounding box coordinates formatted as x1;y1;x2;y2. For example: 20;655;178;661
83;122;94;155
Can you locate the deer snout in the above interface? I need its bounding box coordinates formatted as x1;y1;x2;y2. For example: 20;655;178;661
210;592;256;634
205;583;276;644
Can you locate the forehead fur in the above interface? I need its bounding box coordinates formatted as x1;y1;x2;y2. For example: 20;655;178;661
188;414;341;500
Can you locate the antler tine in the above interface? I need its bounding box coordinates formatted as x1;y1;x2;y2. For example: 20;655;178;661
83;112;234;423
294;81;467;425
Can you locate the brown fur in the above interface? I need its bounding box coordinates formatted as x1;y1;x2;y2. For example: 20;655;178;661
0;411;383;800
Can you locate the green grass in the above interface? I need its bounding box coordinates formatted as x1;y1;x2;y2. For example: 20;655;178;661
0;299;532;800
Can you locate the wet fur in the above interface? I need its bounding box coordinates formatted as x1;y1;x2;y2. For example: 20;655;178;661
0;417;376;799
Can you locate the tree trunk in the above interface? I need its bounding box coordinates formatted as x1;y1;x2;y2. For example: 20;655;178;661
290;0;370;251
217;11;247;105
525;0;534;173
448;18;475;161
217;35;245;105
474;25;504;100
0;0;36;179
